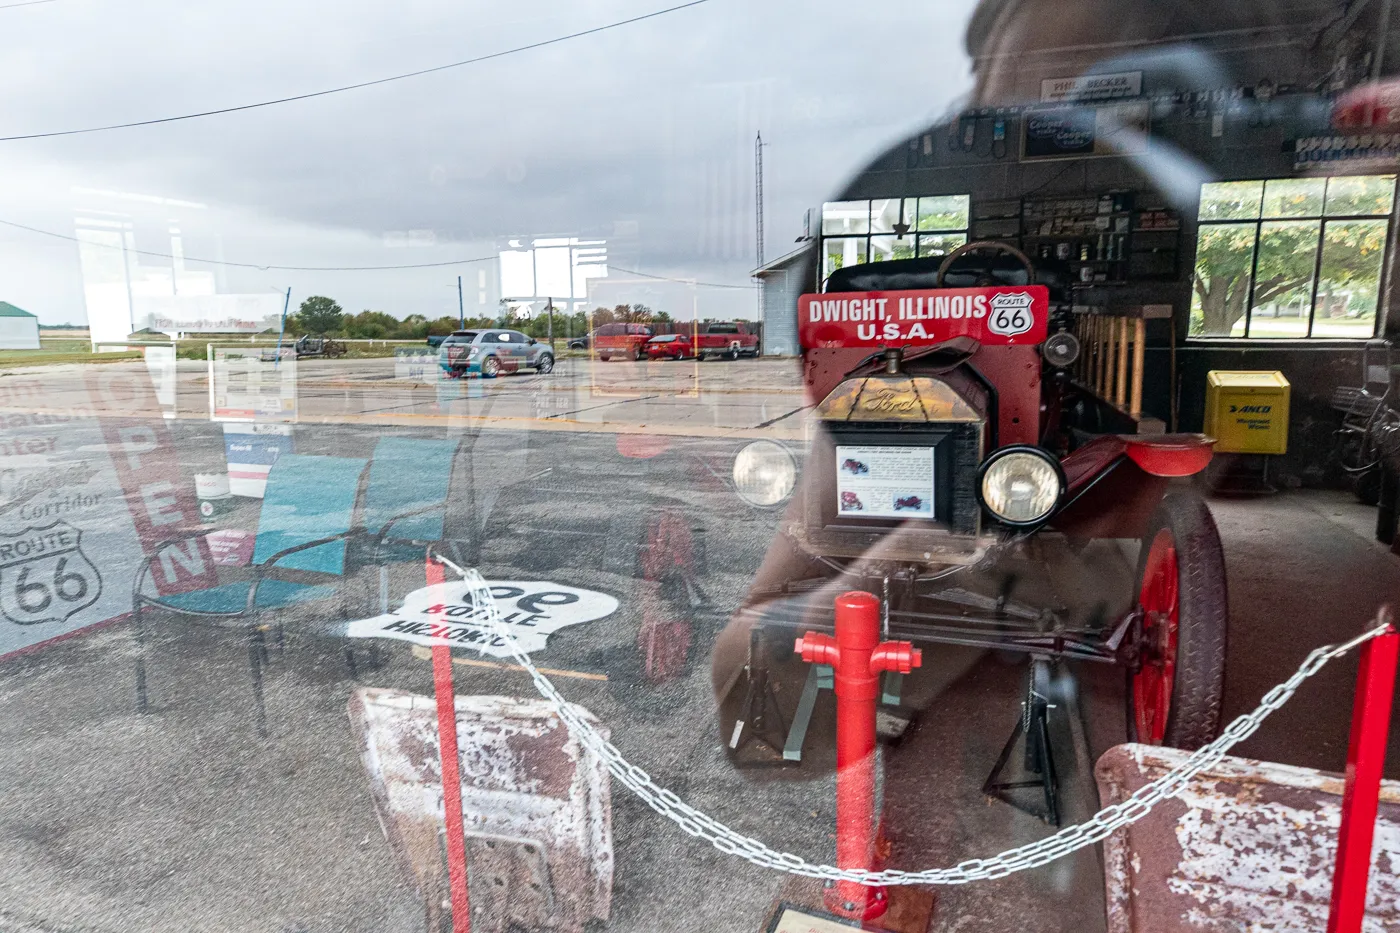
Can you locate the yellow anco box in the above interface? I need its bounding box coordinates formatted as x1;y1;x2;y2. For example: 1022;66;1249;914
1203;371;1291;455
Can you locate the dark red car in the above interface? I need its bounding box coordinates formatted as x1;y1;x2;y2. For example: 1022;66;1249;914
644;334;695;360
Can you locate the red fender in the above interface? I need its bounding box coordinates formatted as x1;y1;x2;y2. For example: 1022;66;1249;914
1052;434;1214;539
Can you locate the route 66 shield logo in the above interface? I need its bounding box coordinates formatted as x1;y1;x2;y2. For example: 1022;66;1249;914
988;292;1036;338
0;522;102;626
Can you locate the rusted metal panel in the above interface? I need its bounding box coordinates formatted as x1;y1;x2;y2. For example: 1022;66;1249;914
349;688;613;933
1096;743;1400;933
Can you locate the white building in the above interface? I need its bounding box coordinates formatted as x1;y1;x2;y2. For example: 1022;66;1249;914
0;303;40;350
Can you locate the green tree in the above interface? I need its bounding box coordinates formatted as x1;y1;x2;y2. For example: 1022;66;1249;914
298;296;344;334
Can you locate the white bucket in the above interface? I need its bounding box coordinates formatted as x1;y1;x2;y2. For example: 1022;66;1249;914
195;472;232;500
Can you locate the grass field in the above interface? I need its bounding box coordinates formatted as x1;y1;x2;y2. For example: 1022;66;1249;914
2;337;591;370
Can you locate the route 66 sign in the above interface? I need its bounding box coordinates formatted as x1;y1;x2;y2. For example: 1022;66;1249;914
346;580;618;658
987;291;1036;337
0;522;102;626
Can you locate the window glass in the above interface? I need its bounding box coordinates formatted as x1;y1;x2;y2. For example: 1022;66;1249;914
821;201;870;235
1261;178;1324;219
917;232;967;258
868;235;917;264
1247;220;1320;338
1199;180;1264;221
870;199;910;234
823;237;866;279
1190;222;1256;337
917;195;970;231
1312;219;1389;337
1325;175;1397;216
1192;176;1390;339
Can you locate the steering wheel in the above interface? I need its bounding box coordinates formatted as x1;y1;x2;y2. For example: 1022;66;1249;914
936;240;1036;288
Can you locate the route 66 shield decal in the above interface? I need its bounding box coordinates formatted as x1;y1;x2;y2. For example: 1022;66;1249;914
0;522;102;626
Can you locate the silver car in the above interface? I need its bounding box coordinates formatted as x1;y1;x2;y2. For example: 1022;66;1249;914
438;328;555;378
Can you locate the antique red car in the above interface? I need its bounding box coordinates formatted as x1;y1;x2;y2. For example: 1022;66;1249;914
729;241;1225;822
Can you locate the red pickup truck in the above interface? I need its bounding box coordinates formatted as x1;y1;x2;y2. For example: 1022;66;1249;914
688;322;760;360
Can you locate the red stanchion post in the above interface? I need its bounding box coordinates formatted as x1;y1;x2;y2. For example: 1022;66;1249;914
1326;608;1398;933
426;558;472;933
796;591;922;922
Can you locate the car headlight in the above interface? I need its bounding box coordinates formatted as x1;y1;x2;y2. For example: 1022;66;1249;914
978;447;1065;527
733;440;796;507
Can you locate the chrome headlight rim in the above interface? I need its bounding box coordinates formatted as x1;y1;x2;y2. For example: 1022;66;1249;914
732;439;797;508
976;445;1066;529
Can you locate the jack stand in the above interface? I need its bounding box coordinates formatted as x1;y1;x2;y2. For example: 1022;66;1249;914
730;627;790;766
983;657;1060;826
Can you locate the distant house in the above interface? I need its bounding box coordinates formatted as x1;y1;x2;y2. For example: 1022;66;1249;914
0;303;40;350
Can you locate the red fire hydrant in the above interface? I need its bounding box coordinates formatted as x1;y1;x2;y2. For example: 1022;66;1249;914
796;591;922;922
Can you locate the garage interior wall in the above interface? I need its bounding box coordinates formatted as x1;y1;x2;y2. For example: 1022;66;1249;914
806;3;1400;484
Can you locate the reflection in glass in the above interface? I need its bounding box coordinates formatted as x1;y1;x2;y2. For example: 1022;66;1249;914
824;237;866;280
1312;219;1387;338
869;235;916;264
917;233;967;258
1325;175;1397;217
1190;222;1256;337
1246;221;1320;338
917;195;970;232
870;199;910;234
1261;178;1324;219
1198;180;1263;221
822;201;870;235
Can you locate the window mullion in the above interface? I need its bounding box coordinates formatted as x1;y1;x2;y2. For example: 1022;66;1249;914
1307;218;1328;338
1245;219;1263;338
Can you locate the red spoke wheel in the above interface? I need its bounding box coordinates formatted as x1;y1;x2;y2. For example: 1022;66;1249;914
1126;492;1227;750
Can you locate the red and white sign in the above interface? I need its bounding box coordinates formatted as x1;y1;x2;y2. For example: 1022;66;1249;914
798;286;1050;350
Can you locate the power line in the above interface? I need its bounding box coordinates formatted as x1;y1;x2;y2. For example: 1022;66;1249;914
609;265;752;290
0;0;57;10
0;217;497;271
0;0;712;142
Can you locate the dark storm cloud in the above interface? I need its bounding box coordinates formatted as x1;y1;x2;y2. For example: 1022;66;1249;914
0;0;976;321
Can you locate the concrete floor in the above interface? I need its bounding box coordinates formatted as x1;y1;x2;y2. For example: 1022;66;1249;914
0;357;1396;933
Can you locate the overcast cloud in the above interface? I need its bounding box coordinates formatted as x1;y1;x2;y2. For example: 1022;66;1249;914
0;0;977;323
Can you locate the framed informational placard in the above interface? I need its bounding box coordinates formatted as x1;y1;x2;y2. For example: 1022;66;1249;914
1022;101;1149;160
835;445;936;519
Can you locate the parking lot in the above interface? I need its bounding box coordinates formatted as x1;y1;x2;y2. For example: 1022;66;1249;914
0;355;1396;933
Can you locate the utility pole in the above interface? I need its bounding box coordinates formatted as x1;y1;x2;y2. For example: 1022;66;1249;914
275;287;291;370
546;298;555;351
755;132;766;330
457;275;465;329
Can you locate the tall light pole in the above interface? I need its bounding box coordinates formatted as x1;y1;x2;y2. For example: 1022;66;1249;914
274;287;291;370
457;275;465;329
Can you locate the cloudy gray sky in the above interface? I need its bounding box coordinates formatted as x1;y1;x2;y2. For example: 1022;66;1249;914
0;0;977;324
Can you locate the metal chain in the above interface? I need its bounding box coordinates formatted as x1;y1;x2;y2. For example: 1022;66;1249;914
433;555;1389;887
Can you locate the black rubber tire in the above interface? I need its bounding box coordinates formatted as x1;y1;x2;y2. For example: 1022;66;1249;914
481;355;501;378
599;354;611;362
1126;490;1228;750
535;354;554;374
634;346;646;361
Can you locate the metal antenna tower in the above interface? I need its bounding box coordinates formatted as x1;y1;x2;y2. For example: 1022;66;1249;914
755;131;766;324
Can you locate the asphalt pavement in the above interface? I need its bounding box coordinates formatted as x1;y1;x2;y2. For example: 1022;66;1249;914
0;355;1395;933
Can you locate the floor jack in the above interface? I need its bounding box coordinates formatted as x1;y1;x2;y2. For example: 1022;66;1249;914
982;657;1061;826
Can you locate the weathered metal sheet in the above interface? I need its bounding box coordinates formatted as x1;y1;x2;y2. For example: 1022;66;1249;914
1096;743;1400;933
349;688;613;933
